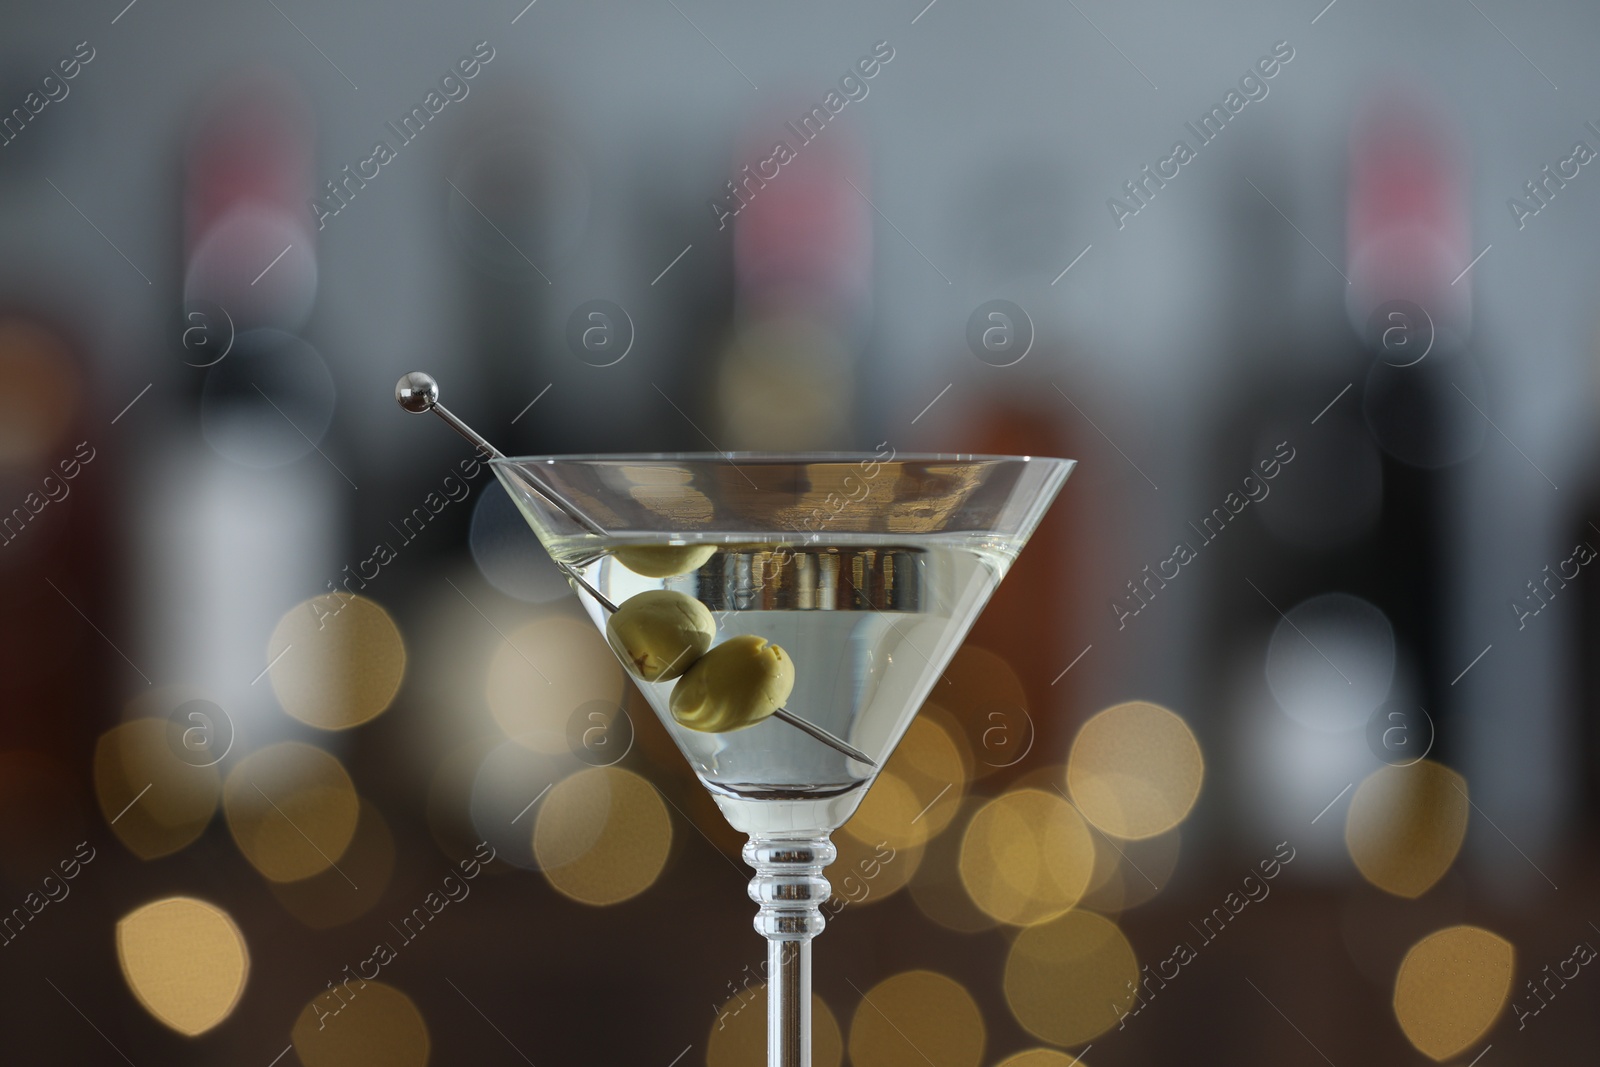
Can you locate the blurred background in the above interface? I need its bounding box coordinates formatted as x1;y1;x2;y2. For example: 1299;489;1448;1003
2;0;1599;1063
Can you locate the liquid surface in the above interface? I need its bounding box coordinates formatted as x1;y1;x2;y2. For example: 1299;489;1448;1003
548;537;1014;834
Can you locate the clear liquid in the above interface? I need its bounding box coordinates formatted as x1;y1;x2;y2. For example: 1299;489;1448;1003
547;537;1014;834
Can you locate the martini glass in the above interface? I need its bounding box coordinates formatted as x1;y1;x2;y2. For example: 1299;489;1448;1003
395;375;1072;1067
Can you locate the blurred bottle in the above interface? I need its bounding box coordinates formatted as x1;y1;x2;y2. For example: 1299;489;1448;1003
184;71;318;335
0;314;104;884
1344;94;1478;728
1186;177;1397;1049
710;111;872;450
133;71;340;744
1200;91;1484;864
1344;93;1573;886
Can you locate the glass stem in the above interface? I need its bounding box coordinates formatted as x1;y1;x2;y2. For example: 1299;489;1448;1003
744;833;836;1067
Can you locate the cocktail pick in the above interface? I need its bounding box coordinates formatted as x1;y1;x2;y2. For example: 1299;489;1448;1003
395;372;877;768
396;372;611;537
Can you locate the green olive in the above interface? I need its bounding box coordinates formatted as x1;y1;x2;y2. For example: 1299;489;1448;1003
669;634;795;733
611;544;717;578
606;590;717;682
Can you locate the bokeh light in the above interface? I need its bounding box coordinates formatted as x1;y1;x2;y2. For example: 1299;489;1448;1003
928;648;1028;778
875;713;968;839
94;719;220;860
706;987;842;1067
830;823;923;909
199;329;336;468
470;483;573;603
534;766;672;905
469;737;574;870
1345;760;1468;899
116;897;249;1036
848;970;984;1067
184;205;317;330
268;594;406;730
1393;925;1513;1061
1265;593;1395;732
1236;694;1375;865
994;1051;1089;1067
916;703;975;779
1067;701;1203;840
960;788;1095;925
223;742;359;882
842;771;932;852
487;614;625;753
1004;910;1139;1046
270;799;396;928
292;981;429;1067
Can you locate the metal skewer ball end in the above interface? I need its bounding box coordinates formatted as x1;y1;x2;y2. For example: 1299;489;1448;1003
395;372;505;460
394;371;439;413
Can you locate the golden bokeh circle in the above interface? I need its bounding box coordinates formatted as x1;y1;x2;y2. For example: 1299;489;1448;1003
996;1051;1090;1067
1005;910;1139;1046
487;614;625;754
960;789;1095;925
934;649;1029;779
917;704;975;780
116;897;249;1036
1393;925;1514;1061
270;799;396;929
848;970;985;1067
1345;760;1468;899
880;714;968;840
941;645;1027;711
94;719;220;860
830;825;923;909
534;766;672;905
292;980;429;1067
842;772;932;852
532;765;612;880
707;987;842;1067
268;595;406;730
223;742;359;882
1066;701;1203;840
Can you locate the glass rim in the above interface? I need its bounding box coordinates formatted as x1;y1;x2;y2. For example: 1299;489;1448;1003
489;452;1076;466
